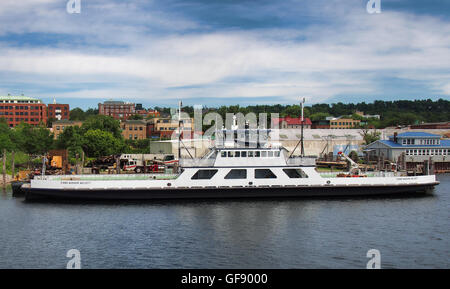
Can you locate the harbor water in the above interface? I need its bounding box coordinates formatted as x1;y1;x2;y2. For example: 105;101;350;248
0;174;449;269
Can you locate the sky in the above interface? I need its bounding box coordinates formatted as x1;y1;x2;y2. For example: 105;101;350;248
0;0;449;110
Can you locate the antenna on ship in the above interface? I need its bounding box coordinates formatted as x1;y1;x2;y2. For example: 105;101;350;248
178;100;182;162
300;97;305;157
287;97;306;160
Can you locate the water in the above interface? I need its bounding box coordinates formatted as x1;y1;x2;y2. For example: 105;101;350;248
0;175;449;269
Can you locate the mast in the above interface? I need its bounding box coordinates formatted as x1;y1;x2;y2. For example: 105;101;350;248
178;100;182;161
300;97;305;157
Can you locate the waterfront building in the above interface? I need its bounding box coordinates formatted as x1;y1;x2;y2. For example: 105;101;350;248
410;122;450;129
121;120;147;140
98;100;135;120
272;116;312;129
0;95;47;127
329;117;361;129
52;120;83;139
365;132;450;171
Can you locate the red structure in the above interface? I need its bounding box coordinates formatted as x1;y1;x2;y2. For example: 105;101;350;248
98;100;135;120
0;95;47;127
47;103;70;120
272;116;312;129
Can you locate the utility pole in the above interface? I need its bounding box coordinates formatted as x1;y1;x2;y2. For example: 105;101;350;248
300;97;305;157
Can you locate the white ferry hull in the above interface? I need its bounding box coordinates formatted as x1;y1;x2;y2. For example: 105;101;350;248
22;182;438;201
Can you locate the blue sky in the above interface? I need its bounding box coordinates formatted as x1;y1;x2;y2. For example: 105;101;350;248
0;0;449;110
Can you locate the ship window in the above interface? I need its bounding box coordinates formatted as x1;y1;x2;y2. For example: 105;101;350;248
227;151;234;157
255;151;260;157
268;151;274;157
248;151;254;157
241;151;247;157
191;169;218;180
255;169;277;179
274;151;280;157
283;169;309;178
225;169;247;179
261;151;267;157
235;151;240;157
221;151;226;157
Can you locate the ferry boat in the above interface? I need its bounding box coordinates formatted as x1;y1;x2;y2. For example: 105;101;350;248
21;116;439;200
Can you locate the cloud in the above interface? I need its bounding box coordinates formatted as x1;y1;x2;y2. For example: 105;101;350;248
0;0;449;108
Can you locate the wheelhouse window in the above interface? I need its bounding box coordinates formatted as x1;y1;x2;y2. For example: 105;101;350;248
225;169;247;179
283;169;308;178
255;169;277;179
191;169;218;180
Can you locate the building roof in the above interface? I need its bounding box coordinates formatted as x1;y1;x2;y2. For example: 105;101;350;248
272;117;312;125
53;120;81;125
123;120;147;125
394;132;441;138
0;95;42;101
374;139;450;148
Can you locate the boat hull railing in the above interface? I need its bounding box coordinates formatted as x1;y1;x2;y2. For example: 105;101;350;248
179;158;216;167
286;157;316;166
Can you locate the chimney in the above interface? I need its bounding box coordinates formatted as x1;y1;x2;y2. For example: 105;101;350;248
394;132;398;143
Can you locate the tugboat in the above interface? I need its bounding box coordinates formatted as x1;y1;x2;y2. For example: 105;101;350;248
21;113;439;200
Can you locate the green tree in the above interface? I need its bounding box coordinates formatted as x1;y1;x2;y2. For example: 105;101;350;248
360;127;381;145
128;114;144;120
15;122;54;155
0;119;14;152
81;115;122;138
82;129;125;158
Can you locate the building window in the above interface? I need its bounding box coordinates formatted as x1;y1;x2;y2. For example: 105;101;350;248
225;169;247;179
255;169;277;179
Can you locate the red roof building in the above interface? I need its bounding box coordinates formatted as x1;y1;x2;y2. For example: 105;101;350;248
272;117;312;129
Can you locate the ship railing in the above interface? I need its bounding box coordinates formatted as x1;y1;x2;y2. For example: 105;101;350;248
179;158;216;167
286;157;316;166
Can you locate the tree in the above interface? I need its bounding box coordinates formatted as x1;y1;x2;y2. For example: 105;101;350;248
70;108;85;121
360;127;381;145
128;114;144;120
309;112;329;122
81;115;122;138
82;129;125;158
56;126;84;160
0;119;14;152
14;122;54;155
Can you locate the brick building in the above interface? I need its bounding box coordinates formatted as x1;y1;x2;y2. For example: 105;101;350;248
47;102;70;120
98;100;135;120
0;95;47;127
121;120;147;140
